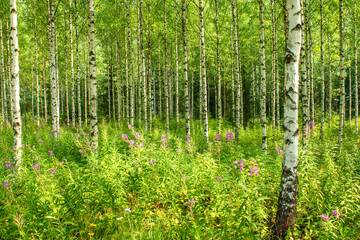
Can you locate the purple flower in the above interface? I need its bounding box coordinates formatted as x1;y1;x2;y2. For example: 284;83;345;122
150;159;156;167
216;177;223;182
310;120;315;126
129;140;135;148
128;125;133;129
182;127;186;130
175;148;183;152
321;214;329;221
48;151;54;156
215;134;221;141
50;168;56;174
250;167;259;177
32;164;40;170
187;199;195;206
79;150;84;155
226;133;234;142
6;162;13;169
122;134;129;141
135;132;141;139
2;181;11;188
38;139;44;143
234;159;245;171
332;210;342;219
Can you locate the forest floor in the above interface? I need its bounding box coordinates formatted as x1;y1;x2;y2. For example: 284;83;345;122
0;116;359;239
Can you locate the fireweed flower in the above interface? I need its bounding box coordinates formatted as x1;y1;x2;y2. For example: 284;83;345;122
48;151;54;156
225;133;234;143
128;125;133;129
122;134;129;141
332;210;342;219
50;168;56;174
250;167;259;177
214;134;221;141
2;181;11;188
6;162;13;169
32;164;40;170
321;214;329;221
135;132;141;139
175;148;183;152
187;199;195;206
38;139;44;143
216;177;223;182
234;159;245;171
79;150;84;155
129;140;135;148
150;159;156;167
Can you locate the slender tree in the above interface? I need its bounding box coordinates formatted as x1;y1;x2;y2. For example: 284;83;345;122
320;0;325;139
69;0;75;127
140;0;147;130
338;0;345;146
0;14;8;123
10;0;22;170
300;0;308;144
164;0;169;132
215;0;222;131
274;0;301;237
89;0;98;151
182;0;190;137
258;0;267;150
355;1;358;134
34;0;39;126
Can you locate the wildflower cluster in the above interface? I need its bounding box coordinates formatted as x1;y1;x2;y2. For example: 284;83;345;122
234;159;245;171
50;168;56;174
226;133;234;143
321;210;342;222
214;134;221;141
2;181;11;188
32;164;40;170
6;162;14;169
275;146;283;154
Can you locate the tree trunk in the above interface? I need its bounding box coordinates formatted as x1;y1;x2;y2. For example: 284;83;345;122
182;0;190;137
232;1;240;138
64;11;69;125
259;0;267;150
75;2;81;127
49;0;59;135
147;1;152;130
164;0;169;132
328;32;332;128
355;2;358;134
89;0;98;151
320;0;325;139
175;10;179;125
7;20;13;124
215;0;221;131
125;26;129;121
300;2;308;145
84;39;87;126
10;0;22;170
127;0;134;126
349;65;352;125
199;0;208;141
69;0;75;127
0;15;8;123
274;0;301;237
338;0;345;146
140;0;147;130
43;53;47;121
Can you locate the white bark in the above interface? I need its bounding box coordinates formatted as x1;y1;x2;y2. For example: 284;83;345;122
0;15;8;123
338;0;345;146
10;0;22;170
355;2;358;134
274;0;301;237
89;0;98;151
182;0;190;137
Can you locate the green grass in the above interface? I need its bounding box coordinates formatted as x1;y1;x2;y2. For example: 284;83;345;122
0;116;359;239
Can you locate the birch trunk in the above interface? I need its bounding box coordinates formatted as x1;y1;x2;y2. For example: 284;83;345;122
175;11;179;125
182;0;190;137
31;60;34;116
10;0;22;169
147;2;152;130
164;0;169;132
355;2;358;134
43;53;47;120
49;0;59;135
69;0;75;127
84;39;87;126
7;21;13;124
232;1;240;138
328;33;332;128
89;0;98;151
320;0;325;139
199;0;208;141
300;3;308;144
338;0;345;146
259;0;267;150
34;1;40;126
125;26;129;121
75;7;81;127
215;0;221;131
0;15;8;123
274;0;301;237
349;65;352;124
64;11;69;125
127;0;134;126
140;0;147;130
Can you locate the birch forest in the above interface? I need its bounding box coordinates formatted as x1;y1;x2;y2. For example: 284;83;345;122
1;0;359;239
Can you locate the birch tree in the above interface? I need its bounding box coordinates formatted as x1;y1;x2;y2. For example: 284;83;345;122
10;0;22;169
0;14;8;123
70;0;75;127
320;0;325;139
274;0;301;237
338;0;345;146
258;0;267;150
49;0;59;135
215;0;221;131
355;1;358;134
182;0;190;137
89;0;98;151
